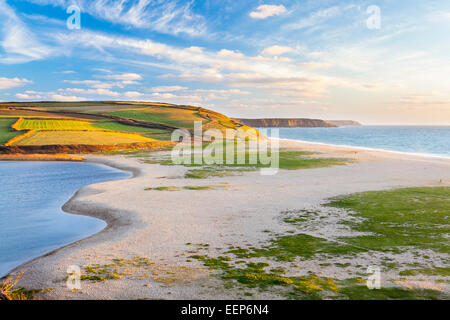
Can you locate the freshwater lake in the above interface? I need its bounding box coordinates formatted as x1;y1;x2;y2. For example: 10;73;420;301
0;161;130;278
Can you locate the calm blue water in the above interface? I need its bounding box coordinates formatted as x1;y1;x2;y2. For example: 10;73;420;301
269;126;450;158
0;162;130;278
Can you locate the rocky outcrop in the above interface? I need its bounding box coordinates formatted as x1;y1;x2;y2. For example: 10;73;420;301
234;118;337;128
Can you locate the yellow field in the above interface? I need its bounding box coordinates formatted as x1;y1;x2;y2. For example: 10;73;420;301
13;118;98;131
14;131;155;146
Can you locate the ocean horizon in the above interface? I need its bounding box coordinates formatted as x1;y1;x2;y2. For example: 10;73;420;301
265;126;450;158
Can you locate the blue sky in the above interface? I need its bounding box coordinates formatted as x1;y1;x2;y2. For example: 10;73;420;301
0;0;449;124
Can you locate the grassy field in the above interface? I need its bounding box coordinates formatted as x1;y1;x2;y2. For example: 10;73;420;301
14;131;155;146
13;119;98;131
93;121;167;133
94;122;174;141
107;107;208;129
0;102;253;148
0;118;23;145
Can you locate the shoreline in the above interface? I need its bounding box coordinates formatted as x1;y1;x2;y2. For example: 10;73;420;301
2;158;140;280
276;137;450;160
5;140;450;299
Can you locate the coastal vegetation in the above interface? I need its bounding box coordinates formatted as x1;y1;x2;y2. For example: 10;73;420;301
79;256;206;286
189;187;449;299
327;186;450;254
162;149;348;171
185;167;254;179
0;273;47;300
145;183;231;191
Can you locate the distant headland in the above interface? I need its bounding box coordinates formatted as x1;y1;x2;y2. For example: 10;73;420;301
234;118;362;128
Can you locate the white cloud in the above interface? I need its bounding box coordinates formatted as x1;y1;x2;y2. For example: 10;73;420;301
0;77;31;89
124;91;143;98
0;0;52;63
50;94;86;101
262;46;293;56
15;93;42;100
301;62;333;69
104;73;143;81
65;74;142;89
285;6;342;30
217;49;244;58
103;73;143;85
151;92;177;99
24;0;207;37
249;5;287;19
150;86;187;92
61;87;120;97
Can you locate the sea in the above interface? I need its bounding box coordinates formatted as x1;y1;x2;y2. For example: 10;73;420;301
261;126;450;158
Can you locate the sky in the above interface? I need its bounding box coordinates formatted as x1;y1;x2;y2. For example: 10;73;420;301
0;0;449;125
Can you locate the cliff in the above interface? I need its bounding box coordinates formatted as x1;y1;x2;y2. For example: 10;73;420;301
234;118;337;128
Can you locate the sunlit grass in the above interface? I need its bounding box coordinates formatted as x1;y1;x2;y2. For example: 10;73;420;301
13;130;156;146
13;118;98;131
0;118;23;145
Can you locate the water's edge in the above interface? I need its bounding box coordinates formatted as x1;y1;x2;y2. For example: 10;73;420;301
1;157;142;279
277;138;450;160
268;126;450;159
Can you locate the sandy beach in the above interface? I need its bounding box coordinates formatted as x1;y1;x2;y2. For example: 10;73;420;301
8;139;450;300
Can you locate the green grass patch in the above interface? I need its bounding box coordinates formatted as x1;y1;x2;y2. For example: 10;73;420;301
327;187;450;254
0;272;51;300
93;121;168;134
234;187;450;262
185;166;256;179
145;184;230;191
0;118;23;145
187;187;449;299
183;185;215;191
165;149;348;171
81;256;152;282
399;267;450;277
107;107;205;129
145;186;181;191
190;255;338;299
227;234;356;261
81;265;123;282
338;285;445;300
277;151;347;170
